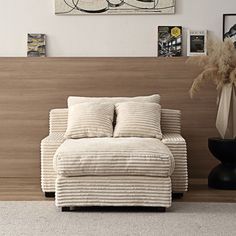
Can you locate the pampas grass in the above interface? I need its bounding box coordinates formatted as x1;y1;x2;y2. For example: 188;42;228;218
187;38;236;98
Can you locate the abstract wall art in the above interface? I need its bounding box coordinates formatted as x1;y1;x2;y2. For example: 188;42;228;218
55;0;175;15
27;34;46;57
223;14;236;47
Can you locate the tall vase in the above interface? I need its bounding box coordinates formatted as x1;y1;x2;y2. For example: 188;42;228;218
216;83;236;139
208;83;236;189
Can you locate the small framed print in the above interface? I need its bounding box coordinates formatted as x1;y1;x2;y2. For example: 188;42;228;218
27;34;46;57
158;26;182;57
187;30;207;56
223;14;236;47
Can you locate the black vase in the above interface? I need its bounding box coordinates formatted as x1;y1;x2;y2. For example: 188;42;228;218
208;138;236;190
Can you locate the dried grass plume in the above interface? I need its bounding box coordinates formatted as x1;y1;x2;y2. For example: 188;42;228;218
187;38;236;98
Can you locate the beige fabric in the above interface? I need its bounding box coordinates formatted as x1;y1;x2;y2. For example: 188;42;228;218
114;102;162;139
41;133;65;192
49;109;68;134
41;108;187;194
161;109;181;134
65;103;114;139
55;176;172;207
68;94;160;107
48;108;182;135
162;133;188;192
54;137;174;177
41;133;188;194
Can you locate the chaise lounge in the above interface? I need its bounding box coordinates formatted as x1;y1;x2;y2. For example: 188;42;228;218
41;95;188;212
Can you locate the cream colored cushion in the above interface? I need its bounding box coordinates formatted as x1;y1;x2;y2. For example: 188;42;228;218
68;94;160;107
54;137;174;177
114;102;162;139
64;103;114;139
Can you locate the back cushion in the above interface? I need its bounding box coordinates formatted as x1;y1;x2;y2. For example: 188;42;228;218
114;102;162;139
49;108;181;134
64;103;114;139
68;94;160;107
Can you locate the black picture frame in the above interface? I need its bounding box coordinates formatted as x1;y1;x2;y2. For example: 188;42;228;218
158;26;182;57
223;13;236;40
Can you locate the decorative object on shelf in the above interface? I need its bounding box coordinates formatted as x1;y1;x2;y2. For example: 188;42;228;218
187;38;236;190
158;26;182;57
187;30;207;56
27;34;46;57
55;0;176;15
223;14;236;47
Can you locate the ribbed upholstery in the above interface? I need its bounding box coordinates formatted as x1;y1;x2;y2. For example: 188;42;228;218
65;103;114;139
41;133;65;192
55;176;171;207
54;137;174;177
49;108;182;134
161;109;181;134
49;109;67;134
41;107;187;200
68;94;161;107
114;102;162;139
162;133;188;192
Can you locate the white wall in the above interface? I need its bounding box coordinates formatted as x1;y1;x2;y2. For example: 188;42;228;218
1;0;236;57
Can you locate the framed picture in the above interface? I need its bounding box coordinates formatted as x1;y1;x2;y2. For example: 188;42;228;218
223;14;236;47
55;0;176;15
27;34;46;57
187;30;207;56
158;26;182;57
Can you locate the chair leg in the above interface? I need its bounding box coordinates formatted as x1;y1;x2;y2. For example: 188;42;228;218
172;193;184;199
156;207;166;212
60;206;166;212
45;192;55;198
61;207;71;212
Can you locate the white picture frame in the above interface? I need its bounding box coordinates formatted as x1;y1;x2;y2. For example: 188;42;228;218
187;30;207;57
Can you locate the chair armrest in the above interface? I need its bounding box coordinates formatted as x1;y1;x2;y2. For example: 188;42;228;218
162;133;188;193
162;133;186;144
41;133;65;192
161;109;181;134
49;109;68;134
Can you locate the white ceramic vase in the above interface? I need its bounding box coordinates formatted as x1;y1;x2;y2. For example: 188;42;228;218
216;83;236;139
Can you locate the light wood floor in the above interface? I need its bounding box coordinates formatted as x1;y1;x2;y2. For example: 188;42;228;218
0;178;236;202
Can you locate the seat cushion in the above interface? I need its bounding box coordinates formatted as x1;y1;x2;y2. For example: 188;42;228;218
54;138;174;177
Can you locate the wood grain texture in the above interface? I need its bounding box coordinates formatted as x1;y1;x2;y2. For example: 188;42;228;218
0;178;235;202
0;178;45;201
0;57;219;178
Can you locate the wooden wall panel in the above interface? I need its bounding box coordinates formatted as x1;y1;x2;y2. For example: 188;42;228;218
0;57;218;178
